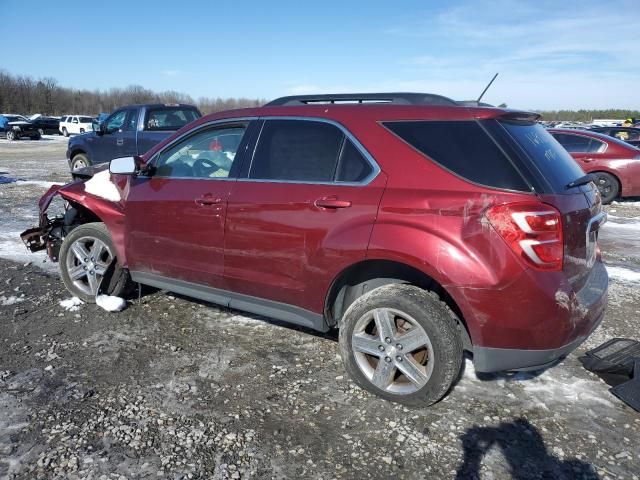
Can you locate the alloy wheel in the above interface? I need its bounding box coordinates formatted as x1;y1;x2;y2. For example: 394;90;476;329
351;307;435;394
65;236;113;296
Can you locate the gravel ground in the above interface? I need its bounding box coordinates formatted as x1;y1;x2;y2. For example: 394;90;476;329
1;137;639;479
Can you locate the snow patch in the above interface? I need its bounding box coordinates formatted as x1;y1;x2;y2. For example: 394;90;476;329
606;265;640;283
84;170;120;202
611;200;640;206
1;295;24;306
15;180;63;189
96;294;127;312
59;297;83;311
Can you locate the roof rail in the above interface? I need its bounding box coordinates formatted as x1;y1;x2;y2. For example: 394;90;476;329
265;92;459;107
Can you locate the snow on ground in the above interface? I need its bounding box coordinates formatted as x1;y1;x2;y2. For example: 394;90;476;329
96;294;127;312
59;297;83;311
606;265;640;283
1;295;24;306
15;180;62;189
84;170;120;201
0;231;59;274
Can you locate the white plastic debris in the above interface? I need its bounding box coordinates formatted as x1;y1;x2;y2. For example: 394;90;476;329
59;297;84;311
84;170;121;202
96;294;127;312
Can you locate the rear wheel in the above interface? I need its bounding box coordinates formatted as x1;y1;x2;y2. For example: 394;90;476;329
592;171;619;204
339;284;463;406
62;127;69;137
32;133;41;140
38;128;44;136
71;153;90;171
80;128;85;134
59;223;132;303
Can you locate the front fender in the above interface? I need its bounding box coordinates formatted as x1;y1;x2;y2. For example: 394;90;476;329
44;178;128;266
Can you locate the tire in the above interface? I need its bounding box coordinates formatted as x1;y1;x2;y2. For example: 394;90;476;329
592;171;620;204
339;284;463;406
6;130;17;141
59;222;132;303
32;133;41;140
38;128;44;136
80;128;85;134
62;127;69;137
71;153;90;171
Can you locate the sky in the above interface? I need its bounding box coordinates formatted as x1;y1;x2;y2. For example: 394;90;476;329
1;0;639;110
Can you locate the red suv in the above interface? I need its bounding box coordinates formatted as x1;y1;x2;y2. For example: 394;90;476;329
22;93;608;406
549;128;640;204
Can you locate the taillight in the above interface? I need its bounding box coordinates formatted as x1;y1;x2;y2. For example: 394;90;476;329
485;202;563;271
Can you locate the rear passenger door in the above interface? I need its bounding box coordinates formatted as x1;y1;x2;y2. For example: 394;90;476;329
223;118;386;314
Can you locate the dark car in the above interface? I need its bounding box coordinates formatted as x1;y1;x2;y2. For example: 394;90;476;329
589;126;640;148
549;128;640;203
22;93;608;406
30;116;61;135
0;114;41;140
66;104;201;171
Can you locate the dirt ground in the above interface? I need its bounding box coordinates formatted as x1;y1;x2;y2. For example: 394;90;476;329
1;136;639;480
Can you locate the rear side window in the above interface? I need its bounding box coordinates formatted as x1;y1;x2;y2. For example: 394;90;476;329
146;108;200;131
250;120;343;182
384;120;529;191
502;124;585;192
551;133;605;153
336;140;373;182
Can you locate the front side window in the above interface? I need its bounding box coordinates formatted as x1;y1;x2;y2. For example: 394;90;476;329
154;124;247;179
123;109;138;132
250;120;368;182
145;108;200;131
106;111;127;133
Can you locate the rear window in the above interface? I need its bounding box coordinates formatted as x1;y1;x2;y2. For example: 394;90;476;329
146;108;200;131
501;123;585;192
384;120;529;191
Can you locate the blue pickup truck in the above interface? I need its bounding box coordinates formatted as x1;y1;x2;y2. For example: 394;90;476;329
66;103;201;171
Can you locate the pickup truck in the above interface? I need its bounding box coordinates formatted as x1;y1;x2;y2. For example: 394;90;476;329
66;103;201;171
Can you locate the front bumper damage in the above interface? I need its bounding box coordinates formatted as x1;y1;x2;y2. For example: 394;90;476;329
20;184;77;262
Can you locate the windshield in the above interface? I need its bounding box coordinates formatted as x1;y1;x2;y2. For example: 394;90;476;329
5;115;27;122
500;121;585;193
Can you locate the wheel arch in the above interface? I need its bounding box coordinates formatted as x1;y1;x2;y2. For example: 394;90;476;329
324;259;472;350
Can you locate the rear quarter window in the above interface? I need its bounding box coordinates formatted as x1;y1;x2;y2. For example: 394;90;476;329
383;120;529;191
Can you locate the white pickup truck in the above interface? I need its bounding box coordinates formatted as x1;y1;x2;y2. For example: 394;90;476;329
59;115;95;136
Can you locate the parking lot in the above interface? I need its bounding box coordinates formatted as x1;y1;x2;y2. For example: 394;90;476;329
1;137;639;479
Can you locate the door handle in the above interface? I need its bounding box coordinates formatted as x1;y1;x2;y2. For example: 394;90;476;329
195;196;222;206
117;138;124;146
314;196;352;209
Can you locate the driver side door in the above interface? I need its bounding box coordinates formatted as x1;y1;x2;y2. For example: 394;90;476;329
123;121;254;289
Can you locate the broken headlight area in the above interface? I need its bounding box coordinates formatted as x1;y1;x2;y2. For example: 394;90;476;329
20;199;81;262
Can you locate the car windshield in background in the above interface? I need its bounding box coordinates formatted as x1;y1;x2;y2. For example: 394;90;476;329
499;121;585;193
79;116;94;123
146;108;200;131
5;116;25;122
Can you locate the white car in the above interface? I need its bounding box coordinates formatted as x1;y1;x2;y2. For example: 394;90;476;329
59;115;95;137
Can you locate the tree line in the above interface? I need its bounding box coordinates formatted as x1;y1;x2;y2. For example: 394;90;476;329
0;70;265;116
1;70;638;121
537;109;640;122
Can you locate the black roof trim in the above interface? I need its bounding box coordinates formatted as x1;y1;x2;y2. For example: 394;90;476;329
265;92;459;107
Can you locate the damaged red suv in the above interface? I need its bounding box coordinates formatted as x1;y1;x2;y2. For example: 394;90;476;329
22;93;608;406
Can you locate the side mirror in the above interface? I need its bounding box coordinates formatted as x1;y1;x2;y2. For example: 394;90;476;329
95;122;105;136
109;156;139;175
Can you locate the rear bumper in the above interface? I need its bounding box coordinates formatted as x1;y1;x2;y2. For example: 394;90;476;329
452;259;608;371
473;310;605;372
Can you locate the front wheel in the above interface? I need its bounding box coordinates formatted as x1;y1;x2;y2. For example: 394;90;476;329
59;223;132;303
592;172;620;204
6;130;17;141
71;153;90;171
38;128;44;136
339;284;463;406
